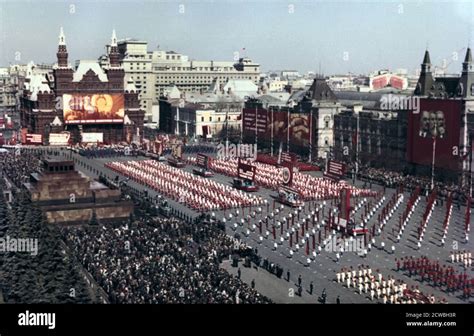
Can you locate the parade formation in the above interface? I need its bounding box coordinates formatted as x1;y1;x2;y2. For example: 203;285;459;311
105;159;265;211
92;144;472;304
1;144;472;305
187;156;377;200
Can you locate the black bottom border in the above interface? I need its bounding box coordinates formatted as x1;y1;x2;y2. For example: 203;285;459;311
0;303;472;335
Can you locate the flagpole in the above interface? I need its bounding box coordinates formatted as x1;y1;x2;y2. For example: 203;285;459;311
271;106;274;157
309;108;313;163
469;134;473;199
255;105;258;147
287;108;290;153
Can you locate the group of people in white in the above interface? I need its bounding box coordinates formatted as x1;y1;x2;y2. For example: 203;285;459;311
187;157;377;201
106;160;264;211
450;251;472;268
335;266;443;304
440;201;453;246
416;193;437;250
398;194;421;242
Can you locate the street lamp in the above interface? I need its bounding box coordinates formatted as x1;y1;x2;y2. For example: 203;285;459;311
421;112;445;190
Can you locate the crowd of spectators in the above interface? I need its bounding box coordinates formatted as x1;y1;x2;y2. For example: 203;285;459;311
356;166;469;203
0;150;41;188
62;215;272;304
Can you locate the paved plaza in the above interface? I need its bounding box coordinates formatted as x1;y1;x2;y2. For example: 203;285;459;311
48;148;473;304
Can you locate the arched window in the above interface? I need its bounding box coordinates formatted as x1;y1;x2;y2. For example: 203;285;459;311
324;116;331;129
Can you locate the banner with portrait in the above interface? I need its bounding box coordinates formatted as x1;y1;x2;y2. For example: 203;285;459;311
407;99;461;171
63;94;124;124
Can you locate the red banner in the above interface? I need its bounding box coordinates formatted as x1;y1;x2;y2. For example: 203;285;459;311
281;151;297;163
196;153;209;169
242;108;310;147
25;133;43;145
325;160;346;180
237;159;256;181
407;99;461;171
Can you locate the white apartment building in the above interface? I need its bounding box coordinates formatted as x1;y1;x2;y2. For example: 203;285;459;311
104;39;260;121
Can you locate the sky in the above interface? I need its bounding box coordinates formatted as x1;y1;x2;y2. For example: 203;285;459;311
0;0;473;75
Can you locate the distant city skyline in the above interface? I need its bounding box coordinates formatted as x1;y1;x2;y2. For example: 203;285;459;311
0;0;473;75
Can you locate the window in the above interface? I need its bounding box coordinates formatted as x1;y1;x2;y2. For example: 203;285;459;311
201;117;204;122
324;116;331;129
209;116;212;122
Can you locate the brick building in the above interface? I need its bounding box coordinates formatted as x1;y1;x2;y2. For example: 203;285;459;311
20;28;145;145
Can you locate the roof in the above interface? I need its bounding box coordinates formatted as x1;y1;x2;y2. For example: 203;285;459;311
289;89;308;102
257;94;288;106
223;79;258;93
118;39;148;44
50;116;62;126
308;78;338;101
334;90;410;109
423;50;431;64
172;93;244;104
73;60;108;82
465;48;472;63
124;114;133;125
163;84;181;99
